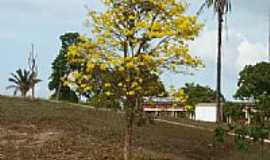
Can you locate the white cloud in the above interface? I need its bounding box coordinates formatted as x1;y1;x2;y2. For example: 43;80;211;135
190;29;267;73
187;28;268;99
237;39;268;69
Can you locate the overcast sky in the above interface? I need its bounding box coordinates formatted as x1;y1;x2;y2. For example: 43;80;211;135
0;0;269;100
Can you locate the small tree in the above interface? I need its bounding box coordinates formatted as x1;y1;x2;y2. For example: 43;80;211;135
249;96;270;160
234;62;270;159
6;69;41;97
67;1;202;159
49;33;80;102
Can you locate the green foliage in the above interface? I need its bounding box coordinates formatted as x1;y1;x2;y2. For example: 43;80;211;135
48;33;80;102
214;126;226;143
50;87;78;103
255;96;270;122
250;127;269;142
6;69;41;97
223;102;245;123
249;96;270;142
231;62;270;156
87;94;121;109
83;66;167;106
140;73;167;97
235;62;270;100
182;83;224;106
185;105;195;113
234;126;249;152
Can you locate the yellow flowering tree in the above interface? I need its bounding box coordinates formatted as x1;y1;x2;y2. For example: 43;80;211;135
67;0;202;159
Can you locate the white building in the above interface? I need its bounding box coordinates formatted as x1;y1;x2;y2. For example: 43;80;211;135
195;103;217;122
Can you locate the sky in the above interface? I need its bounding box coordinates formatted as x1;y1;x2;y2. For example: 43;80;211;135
0;0;269;100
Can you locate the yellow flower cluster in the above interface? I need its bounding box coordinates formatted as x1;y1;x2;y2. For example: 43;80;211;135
65;0;203;101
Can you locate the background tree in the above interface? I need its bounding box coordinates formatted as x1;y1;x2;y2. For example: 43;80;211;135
182;83;225;107
6;69;41;97
235;62;270;101
233;62;270;159
198;0;231;122
48;33;80;103
223;102;245;125
66;1;202;159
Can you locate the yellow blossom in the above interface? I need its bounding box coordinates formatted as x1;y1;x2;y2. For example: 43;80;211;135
118;82;123;87
100;64;108;71
104;83;111;88
127;91;135;96
105;91;112;96
131;82;138;88
118;66;125;72
87;63;95;72
126;62;135;69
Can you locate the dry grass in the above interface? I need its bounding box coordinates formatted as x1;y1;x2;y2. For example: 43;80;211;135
0;96;269;160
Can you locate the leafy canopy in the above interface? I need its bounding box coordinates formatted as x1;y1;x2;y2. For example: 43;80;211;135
66;0;202;107
182;83;224;106
235;62;270;100
49;33;80;102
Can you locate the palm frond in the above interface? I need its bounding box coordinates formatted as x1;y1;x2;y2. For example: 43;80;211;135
7;68;36;97
13;88;19;96
6;85;18;90
197;0;214;15
10;73;20;83
197;0;231;16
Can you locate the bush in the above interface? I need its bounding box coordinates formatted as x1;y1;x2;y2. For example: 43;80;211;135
87;94;121;109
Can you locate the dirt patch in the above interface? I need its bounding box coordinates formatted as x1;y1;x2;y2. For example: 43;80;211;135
0;125;60;146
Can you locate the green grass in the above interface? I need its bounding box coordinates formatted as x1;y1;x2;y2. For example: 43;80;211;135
0;96;269;160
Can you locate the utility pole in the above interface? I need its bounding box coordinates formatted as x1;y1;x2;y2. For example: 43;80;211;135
268;10;270;62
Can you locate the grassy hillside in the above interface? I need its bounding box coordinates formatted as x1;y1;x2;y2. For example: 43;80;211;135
0;96;269;160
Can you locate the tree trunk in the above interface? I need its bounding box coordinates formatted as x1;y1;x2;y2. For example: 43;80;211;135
31;86;35;99
260;140;264;160
123;99;136;160
216;11;224;123
22;91;27;97
124;110;134;160
56;83;62;101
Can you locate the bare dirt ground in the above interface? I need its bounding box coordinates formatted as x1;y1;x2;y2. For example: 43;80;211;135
0;96;269;160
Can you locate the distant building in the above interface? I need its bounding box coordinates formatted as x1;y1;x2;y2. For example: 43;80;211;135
195;103;217;122
194;101;255;123
143;97;186;117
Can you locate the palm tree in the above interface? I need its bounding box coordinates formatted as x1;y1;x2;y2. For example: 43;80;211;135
6;69;41;97
198;0;231;122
